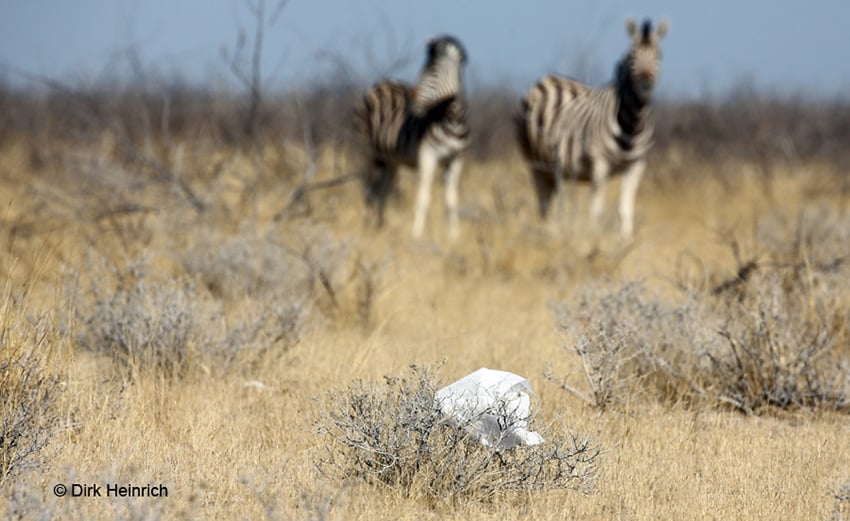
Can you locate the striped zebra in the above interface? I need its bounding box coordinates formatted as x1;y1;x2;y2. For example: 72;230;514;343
516;18;669;240
355;35;470;240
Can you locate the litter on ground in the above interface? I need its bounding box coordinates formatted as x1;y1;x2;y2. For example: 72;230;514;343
435;367;544;450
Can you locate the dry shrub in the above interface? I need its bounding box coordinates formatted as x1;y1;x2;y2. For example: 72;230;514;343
181;223;314;301
180;221;377;349
0;291;65;485
76;221;372;377
315;365;600;504
77;253;306;376
556;282;716;410
707;208;850;412
709;270;848;412
181;222;352;315
76;258;210;378
180;223;319;361
556;209;850;414
835;480;850;521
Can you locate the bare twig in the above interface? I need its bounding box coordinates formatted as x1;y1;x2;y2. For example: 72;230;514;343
543;371;594;405
274;174;357;221
710;259;758;296
223;0;289;207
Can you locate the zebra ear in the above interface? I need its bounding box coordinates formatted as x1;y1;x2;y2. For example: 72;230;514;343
656;18;670;40
625;18;639;41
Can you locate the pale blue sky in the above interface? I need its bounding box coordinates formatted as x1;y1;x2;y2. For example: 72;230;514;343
1;1;849;98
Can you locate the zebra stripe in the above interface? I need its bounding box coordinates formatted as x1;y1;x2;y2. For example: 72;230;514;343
517;18;669;239
355;35;470;240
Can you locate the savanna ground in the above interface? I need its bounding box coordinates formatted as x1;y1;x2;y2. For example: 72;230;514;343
1;78;850;521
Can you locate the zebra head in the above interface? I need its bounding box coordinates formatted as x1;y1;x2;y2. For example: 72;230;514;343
426;35;468;67
623;18;669;102
412;35;468;115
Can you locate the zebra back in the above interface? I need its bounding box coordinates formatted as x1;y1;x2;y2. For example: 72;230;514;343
516;75;593;169
355;81;413;161
517;18;668;175
355;36;470;167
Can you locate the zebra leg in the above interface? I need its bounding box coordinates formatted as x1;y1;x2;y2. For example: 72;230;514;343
376;165;398;228
553;165;565;220
589;159;610;230
360;158;380;226
444;156;463;241
531;168;557;219
363;158;396;228
412;147;439;239
552;147;567;220
618;159;645;240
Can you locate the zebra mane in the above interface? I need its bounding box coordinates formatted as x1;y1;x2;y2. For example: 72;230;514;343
641;20;652;43
627;17;669;45
613;53;635;90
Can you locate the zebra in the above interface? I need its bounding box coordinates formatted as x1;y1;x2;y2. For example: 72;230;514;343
355;35;470;240
516;18;669;240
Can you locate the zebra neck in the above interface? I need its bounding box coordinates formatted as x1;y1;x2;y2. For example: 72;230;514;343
412;63;461;115
615;65;649;150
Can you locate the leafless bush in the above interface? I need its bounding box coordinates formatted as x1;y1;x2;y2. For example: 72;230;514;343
78;250;311;374
705;209;850;413
181;224;314;301
294;227;352;314
1;484;64;521
77;220;366;376
296;480;346;521
189;223;352;315
76;258;211;378
0;297;65;485
179;222;375;360
315;365;600;504
216;296;309;367
708;271;849;413
558;280;849;414
834;480;850;521
555;282;717;410
0;358;60;485
555;210;850;414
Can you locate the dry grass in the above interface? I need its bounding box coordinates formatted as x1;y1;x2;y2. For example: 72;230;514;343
0;128;849;520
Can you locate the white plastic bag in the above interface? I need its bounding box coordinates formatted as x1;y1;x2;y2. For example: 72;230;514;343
435;368;544;450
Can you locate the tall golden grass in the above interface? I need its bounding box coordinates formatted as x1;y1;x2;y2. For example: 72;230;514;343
0;117;849;520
